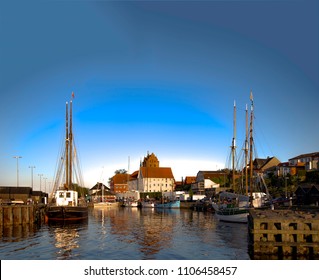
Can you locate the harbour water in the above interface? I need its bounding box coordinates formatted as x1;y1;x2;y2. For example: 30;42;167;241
0;207;250;260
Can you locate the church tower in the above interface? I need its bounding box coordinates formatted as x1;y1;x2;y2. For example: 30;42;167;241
142;152;159;168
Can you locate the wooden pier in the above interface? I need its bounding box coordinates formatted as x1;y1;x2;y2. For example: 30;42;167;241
0;204;46;227
248;208;319;259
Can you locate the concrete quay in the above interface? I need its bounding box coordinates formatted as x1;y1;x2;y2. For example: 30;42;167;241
248;208;319;259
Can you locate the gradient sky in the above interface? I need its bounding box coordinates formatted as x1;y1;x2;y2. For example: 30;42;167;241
0;0;318;192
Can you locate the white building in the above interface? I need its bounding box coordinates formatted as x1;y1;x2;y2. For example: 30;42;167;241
127;152;175;193
289;152;319;171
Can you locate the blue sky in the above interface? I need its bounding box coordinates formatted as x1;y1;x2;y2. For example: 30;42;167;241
0;0;318;191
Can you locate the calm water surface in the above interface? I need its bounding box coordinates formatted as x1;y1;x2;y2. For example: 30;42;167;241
0;207;250;260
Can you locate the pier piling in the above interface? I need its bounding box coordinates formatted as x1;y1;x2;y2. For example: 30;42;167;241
0;205;46;227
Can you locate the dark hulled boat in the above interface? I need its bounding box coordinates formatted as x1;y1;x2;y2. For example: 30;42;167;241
46;98;88;222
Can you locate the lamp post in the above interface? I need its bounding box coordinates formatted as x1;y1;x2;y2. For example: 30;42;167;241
38;174;43;192
29;166;36;190
13;156;22;187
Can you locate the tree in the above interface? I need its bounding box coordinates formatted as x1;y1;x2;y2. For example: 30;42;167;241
114;169;127;174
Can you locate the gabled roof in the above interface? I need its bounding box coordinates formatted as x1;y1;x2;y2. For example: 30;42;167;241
254;158;268;169
289;152;319;160
140;167;174;179
296;184;319;194
184;176;196;184
90;182;110;191
130;170;139;179
112;173;130;184
254;157;280;170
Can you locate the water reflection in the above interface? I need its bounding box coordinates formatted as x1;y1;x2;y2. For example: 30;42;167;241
1;224;38;242
136;208;176;259
48;220;88;260
89;208;246;260
0;208;252;260
215;221;250;259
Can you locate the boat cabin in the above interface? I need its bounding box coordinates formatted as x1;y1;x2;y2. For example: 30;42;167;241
55;190;78;206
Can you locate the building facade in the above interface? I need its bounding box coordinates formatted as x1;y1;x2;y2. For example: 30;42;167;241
289;152;319;171
110;173;129;194
128;152;175;193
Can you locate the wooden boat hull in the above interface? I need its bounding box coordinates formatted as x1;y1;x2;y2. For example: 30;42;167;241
46;206;88;221
155;200;180;209
215;207;249;223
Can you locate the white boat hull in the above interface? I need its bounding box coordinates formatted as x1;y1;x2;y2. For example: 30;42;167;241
141;202;155;208
123;201;139;207
215;208;249;223
94;202;118;208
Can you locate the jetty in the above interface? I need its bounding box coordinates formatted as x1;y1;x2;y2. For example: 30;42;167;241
0;204;46;227
248;208;319;259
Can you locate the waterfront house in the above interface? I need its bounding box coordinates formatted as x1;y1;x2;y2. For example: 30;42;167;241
174;176;196;191
275;162;291;177
127;152;175;193
253;157;281;174
137;167;174;193
89;182;110;196
184;176;196;186
110;173;130;194
289;152;319;171
192;171;224;195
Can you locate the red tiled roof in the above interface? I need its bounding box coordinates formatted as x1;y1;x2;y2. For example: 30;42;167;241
112;173;129;184
140;167;174;179
185;176;196;184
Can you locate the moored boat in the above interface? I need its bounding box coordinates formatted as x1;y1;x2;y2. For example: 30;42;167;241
141;200;155;208
213;93;271;223
214;207;249;223
46;98;88;222
123;200;139;207
46;190;88;221
94;201;118;208
155;200;180;209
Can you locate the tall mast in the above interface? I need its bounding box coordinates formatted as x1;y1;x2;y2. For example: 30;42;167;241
65;102;69;189
245;104;249;196
231;100;236;191
249;91;254;202
127;156;130;191
69;100;73;189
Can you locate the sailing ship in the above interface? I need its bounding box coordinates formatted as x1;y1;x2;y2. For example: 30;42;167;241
46;99;88;222
93;182;118;208
214;92;269;223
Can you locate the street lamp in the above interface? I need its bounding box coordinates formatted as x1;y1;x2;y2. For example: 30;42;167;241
13;156;22;187
29;166;36;189
38;174;43;191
